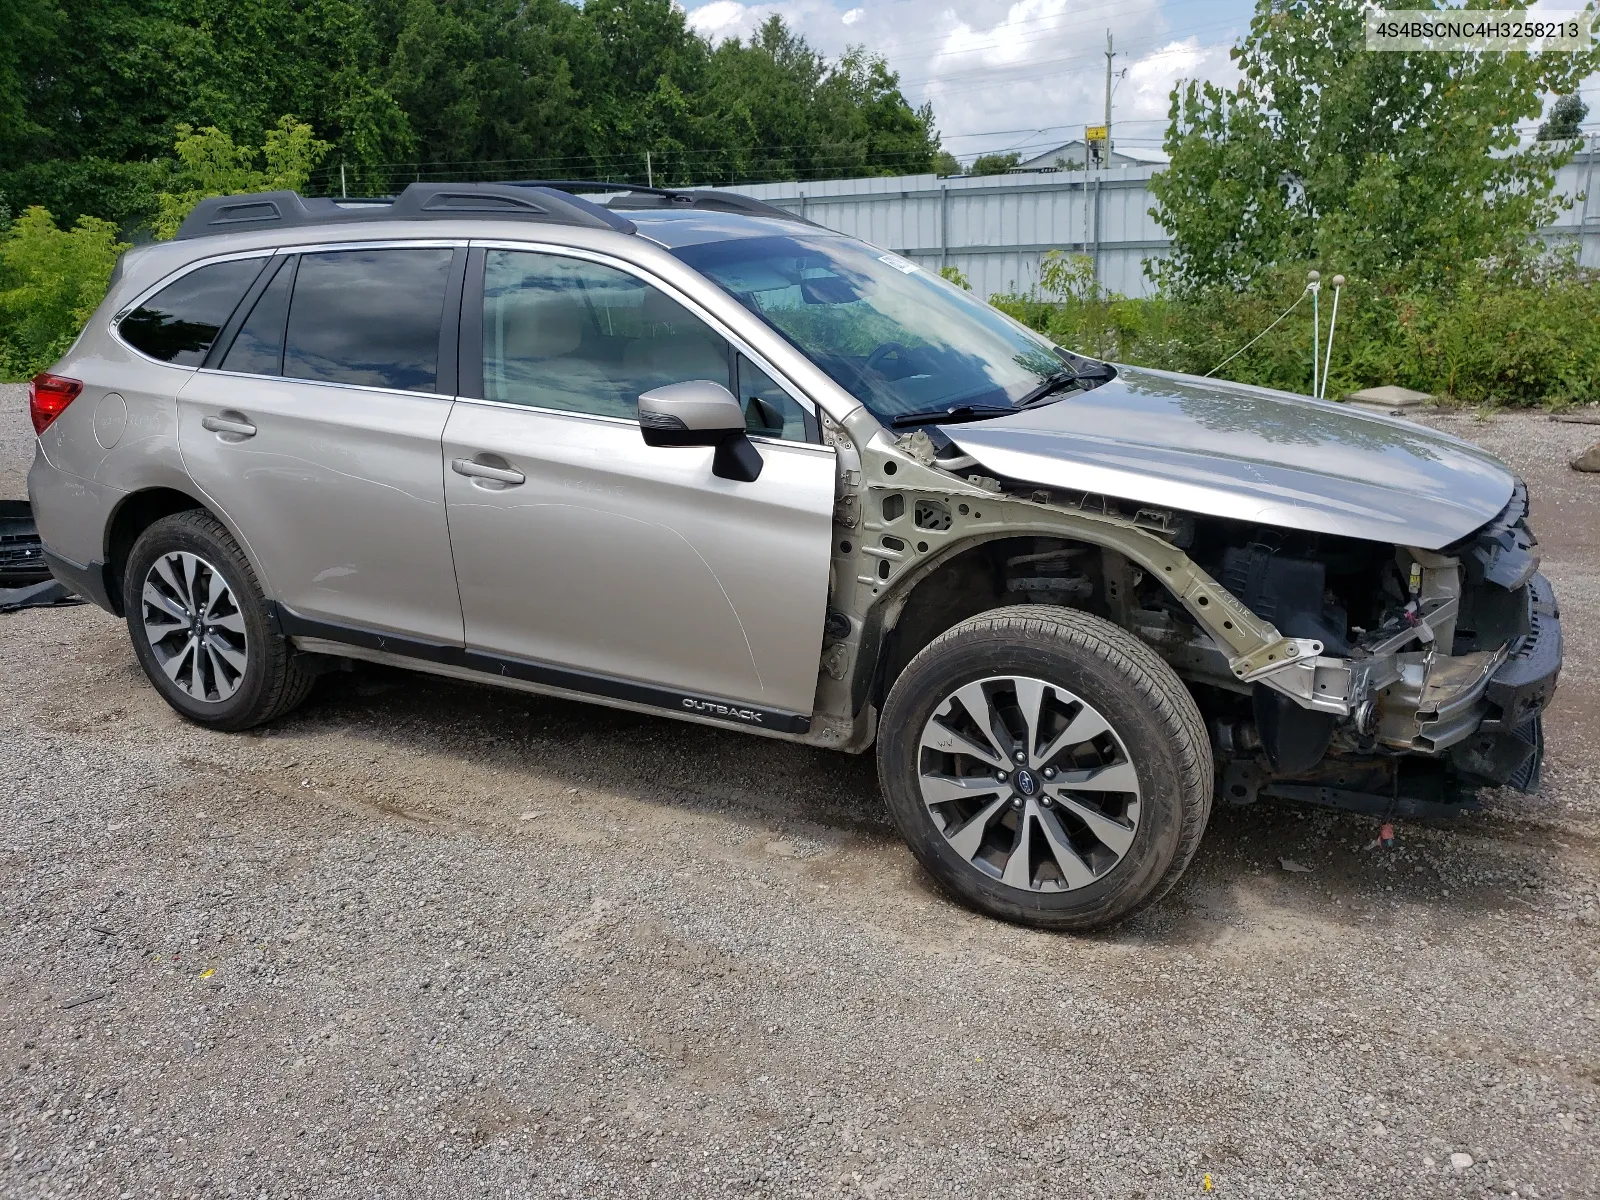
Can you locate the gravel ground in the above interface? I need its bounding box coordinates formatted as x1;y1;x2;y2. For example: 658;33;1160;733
1;382;31;499
2;383;1598;1199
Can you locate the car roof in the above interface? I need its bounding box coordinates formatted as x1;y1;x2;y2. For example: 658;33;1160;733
627;208;840;249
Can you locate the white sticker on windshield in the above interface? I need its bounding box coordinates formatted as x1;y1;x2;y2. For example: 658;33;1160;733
878;253;921;274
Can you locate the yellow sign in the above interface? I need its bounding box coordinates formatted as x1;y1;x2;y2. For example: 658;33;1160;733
1086;125;1107;143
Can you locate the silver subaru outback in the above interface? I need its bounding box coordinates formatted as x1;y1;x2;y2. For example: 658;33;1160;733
28;182;1561;930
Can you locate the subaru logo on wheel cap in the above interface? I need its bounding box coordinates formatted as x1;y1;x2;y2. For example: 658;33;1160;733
1014;768;1037;796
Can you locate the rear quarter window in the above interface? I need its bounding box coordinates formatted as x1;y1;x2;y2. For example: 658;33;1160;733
118;258;266;365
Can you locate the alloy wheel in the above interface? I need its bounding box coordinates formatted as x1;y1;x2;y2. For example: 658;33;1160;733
140;550;249;703
917;675;1141;892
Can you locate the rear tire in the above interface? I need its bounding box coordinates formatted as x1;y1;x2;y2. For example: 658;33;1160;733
877;605;1211;931
123;510;315;731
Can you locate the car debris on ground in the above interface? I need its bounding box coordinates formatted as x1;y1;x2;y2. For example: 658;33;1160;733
0;577;82;612
0;499;51;587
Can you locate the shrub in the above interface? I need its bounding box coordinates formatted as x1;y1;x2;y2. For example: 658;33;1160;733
937;264;971;290
990;251;1184;368
0;206;129;379
992;251;1600;407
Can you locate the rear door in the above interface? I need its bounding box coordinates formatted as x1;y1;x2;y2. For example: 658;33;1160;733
177;243;467;643
441;245;835;723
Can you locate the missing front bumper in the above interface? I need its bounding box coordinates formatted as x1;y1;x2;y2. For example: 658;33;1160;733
1382;573;1560;784
1239;571;1560;795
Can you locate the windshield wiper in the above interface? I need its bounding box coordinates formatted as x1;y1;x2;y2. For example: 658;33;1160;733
1015;362;1117;408
1015;369;1077;407
1069;361;1117;385
889;361;1119;428
889;403;1019;428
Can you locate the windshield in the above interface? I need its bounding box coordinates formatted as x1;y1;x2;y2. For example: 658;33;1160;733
672;233;1071;423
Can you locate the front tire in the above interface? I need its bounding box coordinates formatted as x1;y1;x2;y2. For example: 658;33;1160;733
878;605;1212;931
123;510;315;731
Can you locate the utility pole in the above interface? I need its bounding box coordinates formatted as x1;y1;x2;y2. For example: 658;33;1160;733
1103;29;1115;166
646;150;653;189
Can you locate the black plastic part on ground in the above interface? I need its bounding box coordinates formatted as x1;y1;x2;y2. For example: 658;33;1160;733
0;500;52;587
0;578;84;612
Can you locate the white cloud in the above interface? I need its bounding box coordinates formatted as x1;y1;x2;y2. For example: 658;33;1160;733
841;7;862;25
1127;38;1239;112
685;0;769;42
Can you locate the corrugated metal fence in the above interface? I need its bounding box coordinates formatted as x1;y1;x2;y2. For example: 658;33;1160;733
717;147;1600;300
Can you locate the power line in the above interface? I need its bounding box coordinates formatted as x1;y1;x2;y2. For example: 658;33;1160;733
303;120;1183;182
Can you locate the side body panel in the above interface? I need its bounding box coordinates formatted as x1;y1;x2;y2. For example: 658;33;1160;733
441;400;835;714
175;370;463;643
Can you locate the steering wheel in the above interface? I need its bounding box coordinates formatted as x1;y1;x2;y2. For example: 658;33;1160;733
864;342;911;375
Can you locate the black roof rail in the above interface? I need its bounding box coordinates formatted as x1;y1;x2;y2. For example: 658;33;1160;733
173;183;637;240
506;180;818;226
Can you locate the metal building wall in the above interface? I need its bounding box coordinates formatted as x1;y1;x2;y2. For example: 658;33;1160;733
716;148;1600;295
720;167;1167;298
1546;144;1600;269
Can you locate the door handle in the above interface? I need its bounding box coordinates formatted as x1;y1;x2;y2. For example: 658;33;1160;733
201;414;257;438
451;457;525;485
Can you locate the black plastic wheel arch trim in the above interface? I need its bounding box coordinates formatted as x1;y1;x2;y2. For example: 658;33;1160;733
269;603;810;733
41;549;116;613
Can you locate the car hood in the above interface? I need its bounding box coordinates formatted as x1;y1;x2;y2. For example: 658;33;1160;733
941;365;1516;549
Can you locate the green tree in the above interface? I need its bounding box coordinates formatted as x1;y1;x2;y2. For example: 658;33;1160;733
154;117;331;239
1149;0;1598;295
0;0;54;161
1538;93;1588;141
0;0;943;222
373;0;587;179
968;151;1020;176
1;0;410;225
932;150;962;177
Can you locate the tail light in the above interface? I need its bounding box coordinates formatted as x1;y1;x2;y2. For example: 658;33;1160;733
28;373;83;435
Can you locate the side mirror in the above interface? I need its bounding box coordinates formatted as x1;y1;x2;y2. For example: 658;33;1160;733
637;380;763;482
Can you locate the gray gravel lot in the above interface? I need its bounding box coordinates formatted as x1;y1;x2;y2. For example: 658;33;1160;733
1;382;31;499
2;382;1597;1199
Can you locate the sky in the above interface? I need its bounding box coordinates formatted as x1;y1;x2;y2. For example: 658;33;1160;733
678;0;1600;166
679;0;1261;164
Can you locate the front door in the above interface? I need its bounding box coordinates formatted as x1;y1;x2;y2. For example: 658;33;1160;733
442;247;835;721
177;245;466;644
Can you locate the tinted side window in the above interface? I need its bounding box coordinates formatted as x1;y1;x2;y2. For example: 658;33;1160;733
220;257;294;376
736;355;810;442
284;249;452;392
119;258;265;365
483;250;729;419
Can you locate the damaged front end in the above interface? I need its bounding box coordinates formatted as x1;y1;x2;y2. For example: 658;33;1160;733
1206;484;1560;817
817;402;1558;824
920;365;1562;816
